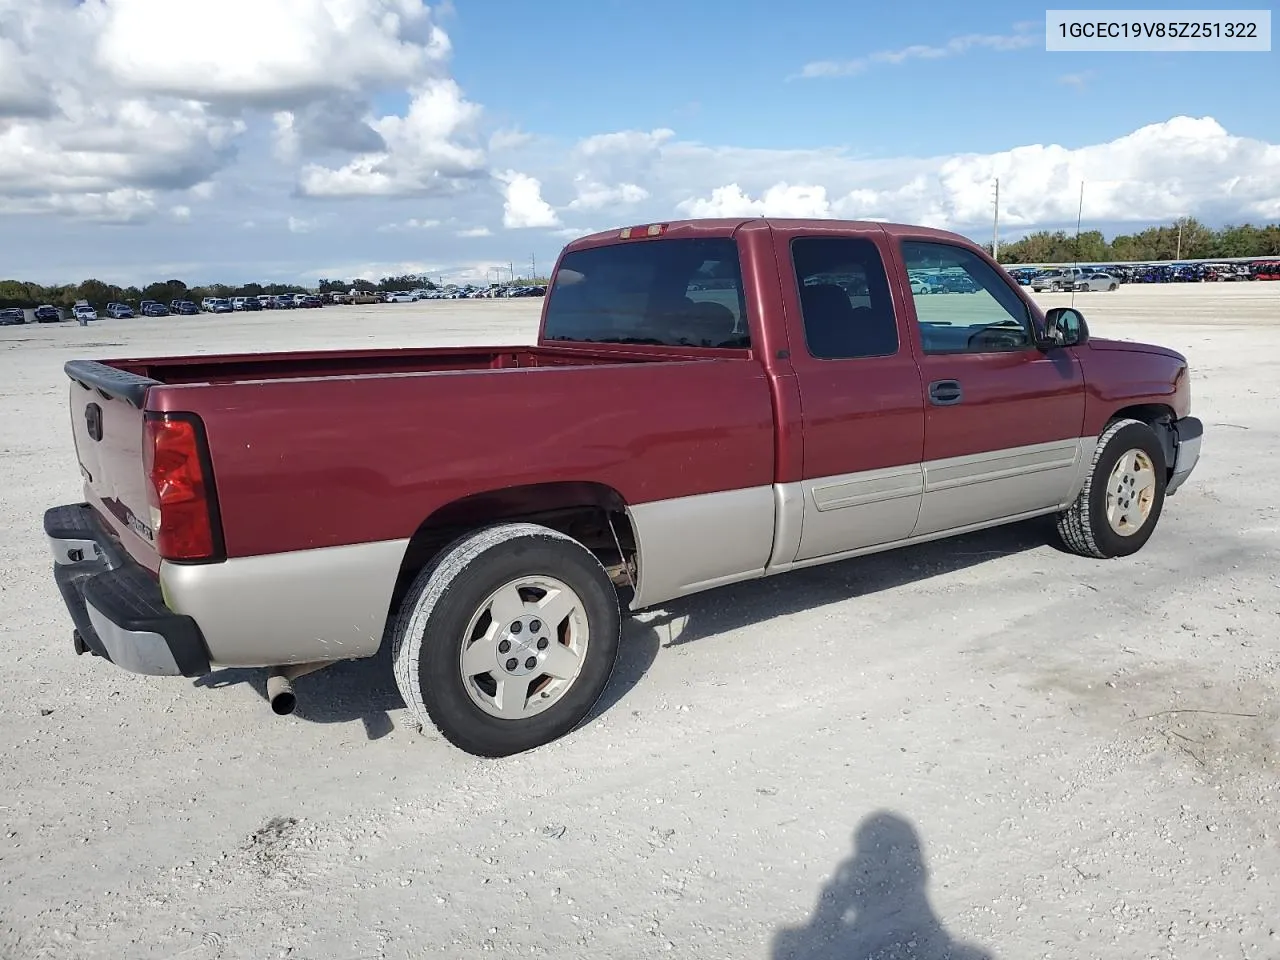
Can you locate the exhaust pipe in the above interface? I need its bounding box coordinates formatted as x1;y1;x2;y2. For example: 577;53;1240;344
265;661;334;716
266;671;297;715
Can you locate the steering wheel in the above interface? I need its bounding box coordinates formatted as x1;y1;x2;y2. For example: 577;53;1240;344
966;322;1026;351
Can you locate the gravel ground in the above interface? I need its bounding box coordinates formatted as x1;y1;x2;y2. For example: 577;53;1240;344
1;284;1278;960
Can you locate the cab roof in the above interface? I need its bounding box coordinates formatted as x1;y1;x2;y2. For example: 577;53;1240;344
563;217;978;252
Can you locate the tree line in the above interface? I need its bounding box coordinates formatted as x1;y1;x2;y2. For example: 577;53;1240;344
990;218;1280;264
0;274;443;310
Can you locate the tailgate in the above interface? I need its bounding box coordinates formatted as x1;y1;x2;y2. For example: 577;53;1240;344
65;361;161;571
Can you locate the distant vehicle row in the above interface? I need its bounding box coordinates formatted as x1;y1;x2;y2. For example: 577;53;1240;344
1007;259;1280;289
330;284;547;303
100;293;325;318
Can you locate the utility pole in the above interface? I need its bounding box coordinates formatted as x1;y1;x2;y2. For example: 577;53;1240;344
509;261;515;285
991;178;1000;261
530;253;536;280
1176;219;1183;260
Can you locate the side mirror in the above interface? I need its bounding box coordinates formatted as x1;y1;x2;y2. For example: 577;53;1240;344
1040;306;1089;349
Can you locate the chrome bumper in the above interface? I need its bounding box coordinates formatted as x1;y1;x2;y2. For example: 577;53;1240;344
1165;416;1203;496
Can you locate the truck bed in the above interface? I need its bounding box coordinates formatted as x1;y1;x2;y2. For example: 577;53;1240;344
90;343;726;389
64;342;775;565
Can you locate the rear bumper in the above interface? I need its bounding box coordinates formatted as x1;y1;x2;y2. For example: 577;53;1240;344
44;503;211;677
1165;415;1203;496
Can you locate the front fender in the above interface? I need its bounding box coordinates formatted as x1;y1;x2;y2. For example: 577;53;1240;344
1078;341;1190;433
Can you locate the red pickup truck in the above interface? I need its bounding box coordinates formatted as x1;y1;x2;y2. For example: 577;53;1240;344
45;218;1203;756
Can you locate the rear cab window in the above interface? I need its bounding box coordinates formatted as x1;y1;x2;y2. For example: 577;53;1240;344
790;236;899;359
543;237;750;349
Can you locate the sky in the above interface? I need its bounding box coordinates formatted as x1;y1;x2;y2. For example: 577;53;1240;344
0;0;1277;286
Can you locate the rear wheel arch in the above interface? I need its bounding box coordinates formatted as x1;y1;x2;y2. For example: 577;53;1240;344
384;482;638;634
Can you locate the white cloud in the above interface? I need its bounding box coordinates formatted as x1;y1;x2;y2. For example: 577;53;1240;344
677;183;834;219
302;258;500;284
496;170;560;228
549;226;596;240
379;217;443;231
170;205;192;221
0;32;53;118
576;128;675;157
795;25;1039;79
567;176;649;211
0;89;242;216
298;79;485;197
94;0;451;106
456;226;491;237
0;0;476;220
566;116;1280;233
288;216;317;233
10;188;160;224
490;128;535;152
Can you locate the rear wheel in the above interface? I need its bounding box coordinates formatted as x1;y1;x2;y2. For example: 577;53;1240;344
1056;419;1167;558
1108;282;1118;291
391;522;621;757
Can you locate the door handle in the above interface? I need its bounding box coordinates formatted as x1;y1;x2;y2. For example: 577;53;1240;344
928;379;963;405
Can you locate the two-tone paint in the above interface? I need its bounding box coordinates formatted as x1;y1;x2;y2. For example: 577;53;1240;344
49;217;1199;674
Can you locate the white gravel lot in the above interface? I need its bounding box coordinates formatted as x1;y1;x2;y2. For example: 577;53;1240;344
1;284;1278;960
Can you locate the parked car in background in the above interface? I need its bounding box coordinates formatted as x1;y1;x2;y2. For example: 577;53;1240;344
240;296;262;311
1203;264;1252;281
170;300;199;315
909;275;934;295
0;307;25;325
206;298;233;314
271;295;296;309
348;290;382;304
385;291;417;302
33;304;61;322
106;302;135;319
1074;272;1120;292
73;304;98;323
142;302;170;317
1030;270;1076;292
297;295;323;308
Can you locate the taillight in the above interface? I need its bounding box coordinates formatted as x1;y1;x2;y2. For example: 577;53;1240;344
143;414;220;562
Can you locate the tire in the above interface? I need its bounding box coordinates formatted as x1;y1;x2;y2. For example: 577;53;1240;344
1108;283;1118;291
391;522;621;757
1056;418;1167;559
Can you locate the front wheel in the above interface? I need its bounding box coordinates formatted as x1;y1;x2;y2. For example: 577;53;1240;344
1056;419;1167;558
391;522;621;757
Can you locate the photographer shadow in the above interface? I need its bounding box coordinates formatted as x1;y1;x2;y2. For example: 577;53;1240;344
773;811;994;960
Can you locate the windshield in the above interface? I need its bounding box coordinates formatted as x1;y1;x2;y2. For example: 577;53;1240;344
543;237;750;349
